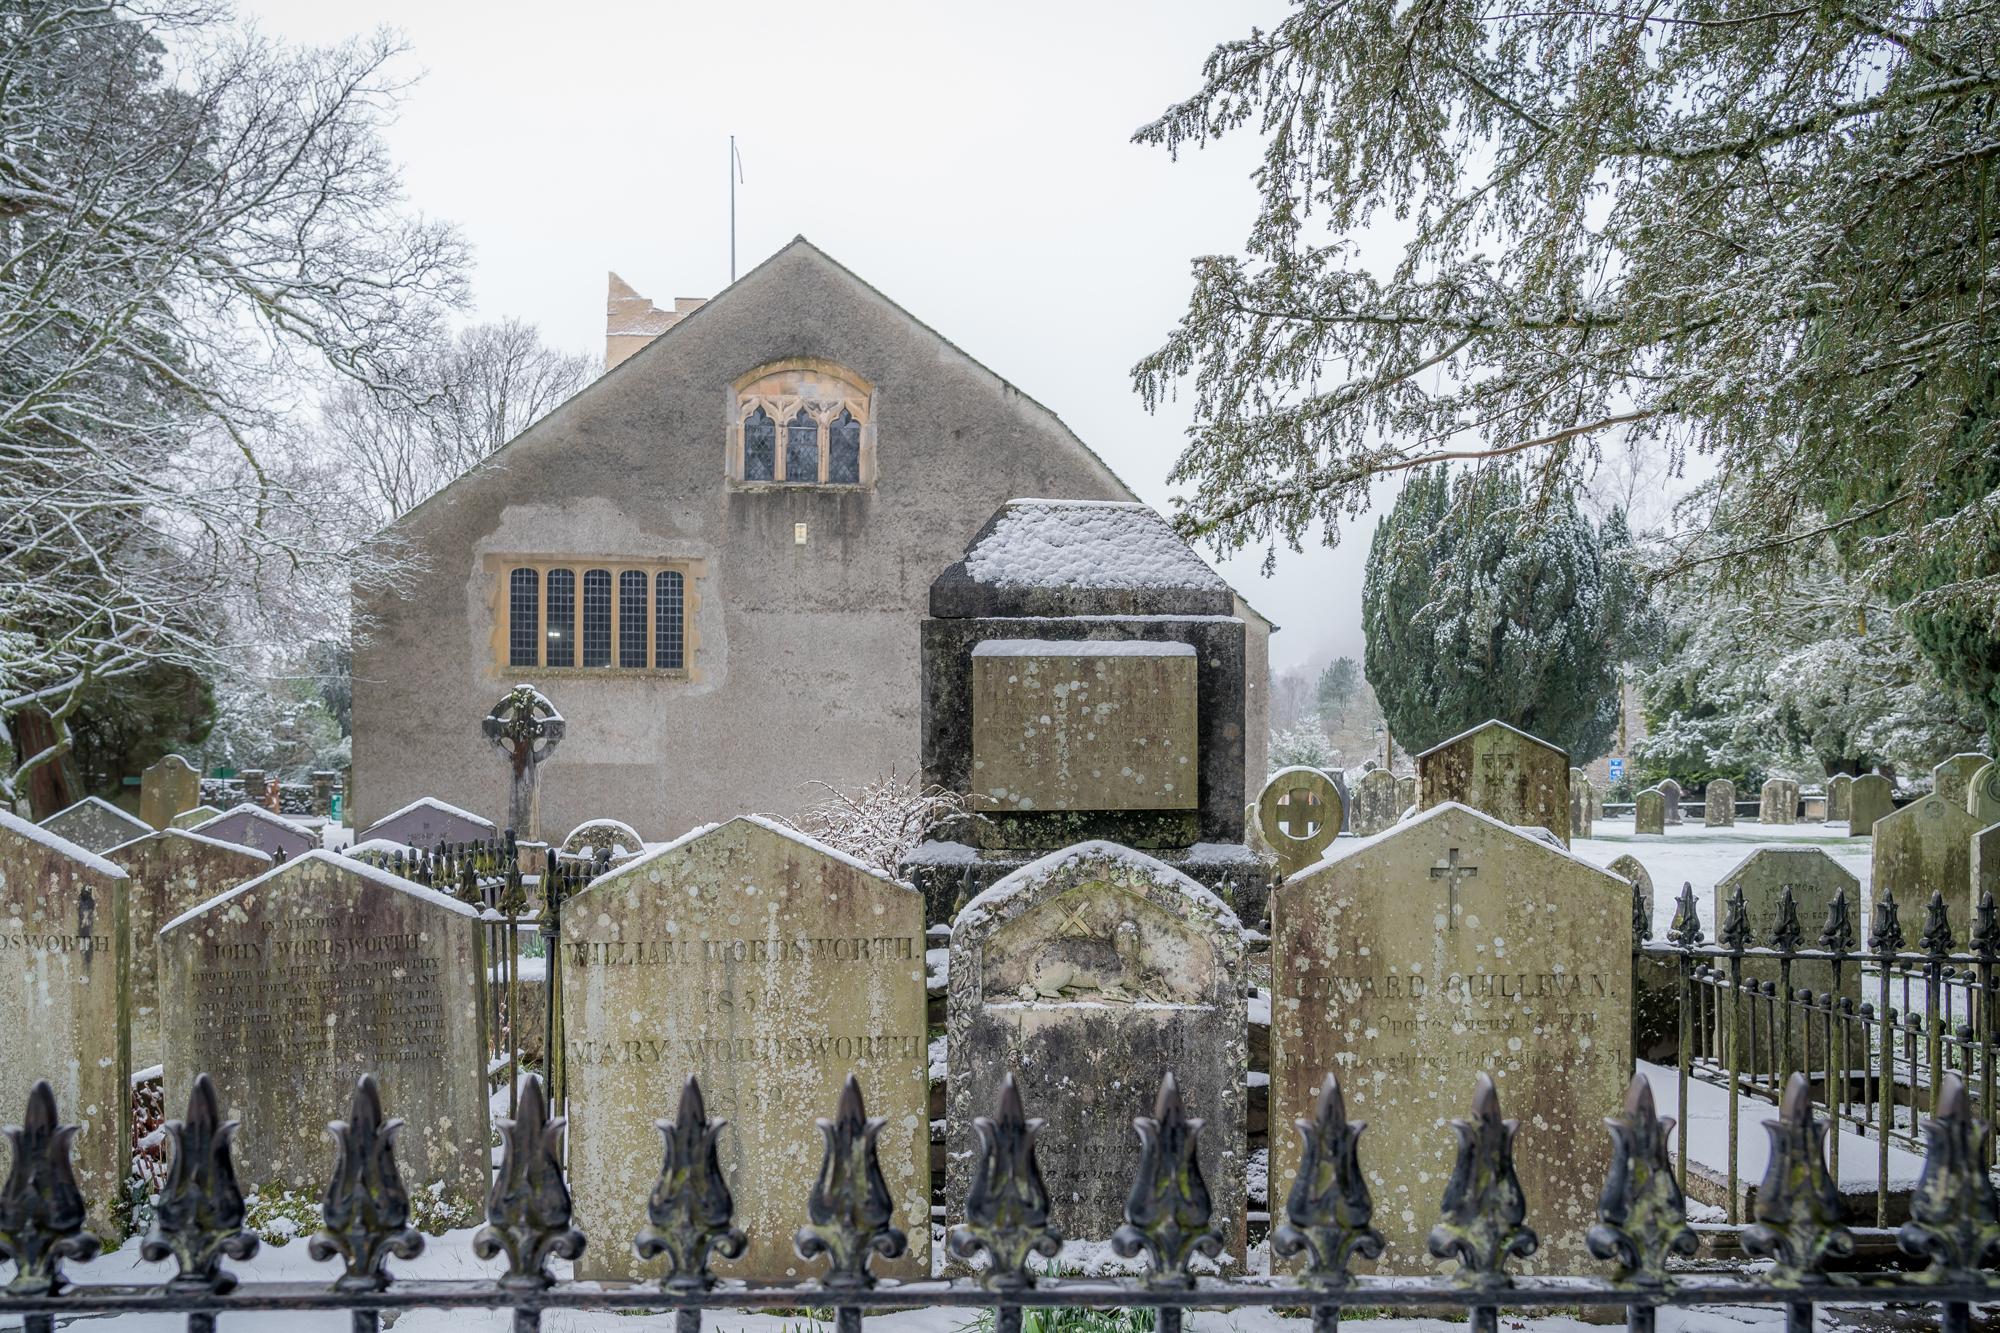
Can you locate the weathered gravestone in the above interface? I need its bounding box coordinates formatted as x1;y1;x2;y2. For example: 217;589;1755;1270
1569;768;1594;839
39;795;151;854
1635;787;1665;835
1396;774;1419;813
171;804;225;831
1705;778;1737;828
1347;767;1401;837
139;754;201;831
1970;762;2000;826
360;796;496;849
1873;794;1984;939
1608;853;1675;1064
0;810;130;1237
1712;849;1862;1073
562;816;929;1282
188;803;316;859
948;841;1247;1262
1657;778;1684;826
560;817;644;861
1608;853;1654;924
1934;753;1992;808
1270;803;1632;1274
159;850;489;1215
1849;774;1894;837
1760;778;1799;825
1826;774;1853;825
105;829;271;1068
1415;720;1569;845
1974;823;2000;909
1256;767;1342;881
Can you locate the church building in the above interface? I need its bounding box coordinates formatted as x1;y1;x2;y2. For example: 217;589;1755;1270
350;239;1271;841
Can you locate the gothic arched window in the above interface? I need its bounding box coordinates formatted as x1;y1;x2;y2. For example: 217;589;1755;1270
784;408;819;483
730;360;873;487
742;406;775;481
828;408;861;484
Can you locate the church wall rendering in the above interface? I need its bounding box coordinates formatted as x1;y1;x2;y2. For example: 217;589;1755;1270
351;240;1271;841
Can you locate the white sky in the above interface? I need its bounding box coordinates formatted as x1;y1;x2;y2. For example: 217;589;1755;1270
231;0;1389;673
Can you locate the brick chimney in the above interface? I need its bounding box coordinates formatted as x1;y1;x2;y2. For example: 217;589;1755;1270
606;273;705;369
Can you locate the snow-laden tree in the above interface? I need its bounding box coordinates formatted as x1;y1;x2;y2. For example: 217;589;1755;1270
1269;721;1341;773
1134;1;1999;736
0;3;466;803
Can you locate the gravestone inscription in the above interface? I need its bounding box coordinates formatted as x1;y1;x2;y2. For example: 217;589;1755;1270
1873;794;1984;939
1760;779;1799;826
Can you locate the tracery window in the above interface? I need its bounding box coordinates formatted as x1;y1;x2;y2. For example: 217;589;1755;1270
828;408;861;484
492;559;696;674
743;406;775;481
785;408;819;483
730;360;874;486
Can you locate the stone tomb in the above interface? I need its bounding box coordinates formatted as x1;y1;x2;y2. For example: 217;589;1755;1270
171;804;226;831
188;803;316;859
1934;754;1992;808
1569;768;1594;838
1635;787;1665;835
1705;778;1737;828
106;829;271;1068
160;851;489;1212
39;795;151;854
1415;720;1570;845
1873;794;1984;938
1348;767;1401;838
1760;779;1799;825
1257;767;1342;880
1271;803;1631;1274
1849;774;1895;837
360;795;497;849
139;754;202;830
562;816;929;1282
0;810;130;1237
1970;762;2000;826
1825;775;1853;825
948;841;1246;1260
1657;778;1684;826
1712;849;1862;1071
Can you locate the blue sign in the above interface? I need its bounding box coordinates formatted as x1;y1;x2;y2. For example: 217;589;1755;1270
1608;757;1625;782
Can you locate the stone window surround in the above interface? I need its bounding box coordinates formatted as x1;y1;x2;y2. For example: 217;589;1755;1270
726;357;877;490
485;554;705;682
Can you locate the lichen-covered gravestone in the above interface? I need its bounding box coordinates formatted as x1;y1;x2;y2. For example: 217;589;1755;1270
360;796;497;849
948;841;1246;1261
563;817;929;1282
1569;768;1594;838
1705;778;1737;828
1974;823;2000;908
1396;774;1418;812
171;804;225;831
1712;849;1861;1072
1415;720;1570;845
1873;794;1984;938
39;795;151;854
1657;778;1683;826
1825;774;1853;825
1760;778;1799;825
105;829;271;1068
159;851;489;1217
139;754;201;830
1934;754;1992;808
1849;774;1894;837
1256;767;1342;880
0;810;130;1238
1609;853;1674;1063
1635;787;1665;835
187;803;316;859
1270;803;1631;1274
1969;762;2000;826
1347;767;1401;837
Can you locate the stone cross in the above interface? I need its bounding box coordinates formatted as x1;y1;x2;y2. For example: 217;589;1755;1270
1430;845;1479;925
482;685;565;841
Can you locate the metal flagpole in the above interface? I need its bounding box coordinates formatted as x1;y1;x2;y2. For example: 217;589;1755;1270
730;135;745;282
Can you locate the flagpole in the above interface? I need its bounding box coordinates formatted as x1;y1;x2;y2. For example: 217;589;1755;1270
729;135;738;283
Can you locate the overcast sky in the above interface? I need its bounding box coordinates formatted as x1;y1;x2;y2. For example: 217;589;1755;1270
236;0;1395;673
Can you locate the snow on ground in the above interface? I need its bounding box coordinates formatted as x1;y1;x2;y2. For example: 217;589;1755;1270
1573;818;1875;939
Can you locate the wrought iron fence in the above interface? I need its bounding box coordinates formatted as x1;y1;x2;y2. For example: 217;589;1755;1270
5;1056;1999;1333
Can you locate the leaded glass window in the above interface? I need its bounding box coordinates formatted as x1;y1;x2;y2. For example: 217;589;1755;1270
508;568;539;667
828;408;861;484
618;570;647;668
582;569;612;667
743;407;775;481
654;570;685;670
784;408;818;483
545;568;575;667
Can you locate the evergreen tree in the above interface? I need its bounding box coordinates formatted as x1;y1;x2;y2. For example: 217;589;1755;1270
1315;657;1359;727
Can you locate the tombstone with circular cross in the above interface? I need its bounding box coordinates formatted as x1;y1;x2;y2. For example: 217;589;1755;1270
1256;766;1343;878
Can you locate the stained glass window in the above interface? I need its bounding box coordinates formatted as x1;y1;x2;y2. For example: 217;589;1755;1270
619;570;648;668
545;568;575;667
743;407;775;481
785;408;818;483
828;408;861;484
655;570;685;670
508;568;539;667
582;569;611;667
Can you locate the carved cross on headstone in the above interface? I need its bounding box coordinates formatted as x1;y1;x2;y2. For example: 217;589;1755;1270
1054;898;1096;939
1277;791;1322;839
1431;847;1479;928
482;685;565;842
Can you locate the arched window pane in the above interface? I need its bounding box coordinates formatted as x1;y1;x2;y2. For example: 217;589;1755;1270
655;570;684;670
545;569;575;667
784;408;818;483
582;569;612;667
828;408;861;484
743;406;775;481
618;570;648;668
508;568;539;667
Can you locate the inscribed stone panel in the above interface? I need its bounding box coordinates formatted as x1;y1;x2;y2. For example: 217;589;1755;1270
1872;794;1984;939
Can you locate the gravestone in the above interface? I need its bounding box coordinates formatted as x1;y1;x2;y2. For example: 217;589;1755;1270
948;841;1246;1261
105;829;271;1068
483;684;565;842
1608;853;1654;923
159;850;489;1213
39;795;151;854
1415;720;1570;845
1760;778;1799;825
1657;778;1683;826
1974;823;2000;908
361;795;497;849
1802;790;1827;822
1347;767;1401;837
239;770;268;808
1569;768;1594;839
563;816;929;1282
0;811;130;1238
1849;774;1894;838
560;817;643;860
187;803;316;859
139;754;201;830
1609;853;1674;1063
1826;774;1853;825
1271;803;1631;1274
1934;754;1991;808
1634;787;1665;835
1713;849;1862;1071
170;804;225;831
1971;762;2000;827
1873;794;1984;939
1256;767;1342;880
1705;778;1737;828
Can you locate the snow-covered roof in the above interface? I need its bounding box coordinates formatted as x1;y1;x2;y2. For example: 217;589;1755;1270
364;796;496;834
43;794;150;831
345;837;418;858
955;839;1240;936
961;500;1228;591
104;827;275;864
970;638;1196;658
0;808;128;879
189;803;313;838
578;815;912;892
1415;718;1568;761
160;848;480;934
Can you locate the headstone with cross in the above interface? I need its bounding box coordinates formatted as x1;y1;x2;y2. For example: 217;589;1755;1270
1255;767;1342;878
482;684;565;842
1429;845;1478;927
1415;719;1570;845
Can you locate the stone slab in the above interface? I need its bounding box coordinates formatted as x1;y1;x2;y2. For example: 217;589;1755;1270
1849;775;1894;838
1569;768;1593;839
1873;794;1984;938
139;755;201;831
1705;778;1737;828
1347;768;1400;838
1760;779;1799;826
40;796;151;855
1635;788;1665;835
1415;721;1569;845
1826;775;1852;825
1712;849;1862;1071
1658;779;1684;826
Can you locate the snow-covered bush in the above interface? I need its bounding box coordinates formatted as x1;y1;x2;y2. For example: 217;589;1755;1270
784;771;976;875
1268;722;1340;774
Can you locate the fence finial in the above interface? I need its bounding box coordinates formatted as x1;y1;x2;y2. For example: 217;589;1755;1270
1668;884;1703;950
1770;888;1803;954
946;1073;1062;1289
1920;890;1955;958
1273;1073;1382;1289
1112;1072;1224;1289
310;1074;424;1291
1820;888;1856;956
1588;1074;1694;1286
1427;1072;1537;1288
1720;884;1751;953
1742;1074;1853;1283
1898;1072;2000;1280
1869;888;1905;955
636;1076;746;1290
0;1080;101;1295
142;1073;258;1292
474;1074;584;1290
794;1074;907;1290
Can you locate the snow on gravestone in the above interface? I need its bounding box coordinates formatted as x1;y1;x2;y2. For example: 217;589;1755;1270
1934;753;1992;809
1705;778;1738;828
1872;794;1985;939
159;851;489;1215
187;803;316;859
105;829;270;1068
562;817;929;1283
39;795;151;855
1256;767;1342;880
1970;762;2000;826
0;810;129;1237
1415;720;1570;846
139;754;201;831
1712;849;1861;1074
1634;787;1666;835
171;804;225;831
1270;803;1631;1276
1347;768;1401;838
1849;774;1895;838
360;796;496;850
946;842;1246;1261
